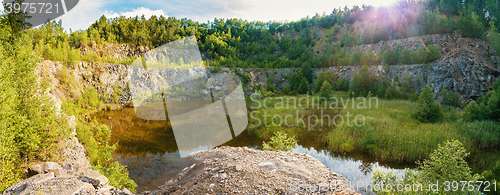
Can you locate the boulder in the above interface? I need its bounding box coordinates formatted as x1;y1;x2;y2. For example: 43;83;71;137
28;162;64;177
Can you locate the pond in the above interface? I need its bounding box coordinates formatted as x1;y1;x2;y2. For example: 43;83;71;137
92;108;412;194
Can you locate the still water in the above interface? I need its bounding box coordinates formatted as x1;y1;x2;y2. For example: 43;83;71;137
92;108;411;194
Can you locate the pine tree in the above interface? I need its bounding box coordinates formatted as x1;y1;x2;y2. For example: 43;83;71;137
298;77;310;94
412;85;443;123
464;100;481;122
319;81;332;103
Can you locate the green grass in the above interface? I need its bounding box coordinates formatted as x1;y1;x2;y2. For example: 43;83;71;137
248;91;499;184
326;92;467;162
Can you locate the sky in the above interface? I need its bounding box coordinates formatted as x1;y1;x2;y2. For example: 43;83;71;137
0;0;398;31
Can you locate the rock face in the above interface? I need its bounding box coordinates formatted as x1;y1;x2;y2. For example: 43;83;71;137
79;42;149;60
142;146;359;195
3;137;133;195
38;34;499;106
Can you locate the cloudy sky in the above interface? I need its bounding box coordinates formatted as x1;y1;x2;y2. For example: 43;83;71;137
1;0;398;31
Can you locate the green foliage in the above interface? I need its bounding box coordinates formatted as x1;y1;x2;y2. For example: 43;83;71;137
382;45;441;65
0;26;68;192
488;21;500;59
298;77;310;94
301;65;313;83
313;71;338;93
337;78;349;91
465;79;500;122
455;120;500;148
262;131;298;152
456;6;486;39
441;87;459;107
412;85;443;123
418;140;481;193
319;81;332;103
76;121;137;193
410;91;419;101
464;101;481;122
350;65;377;97
372;140;481;195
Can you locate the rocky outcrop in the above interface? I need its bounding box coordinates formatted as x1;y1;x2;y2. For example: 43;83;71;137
3;133;133;195
39;34;498;106
79;42;149;60
142;146;359;195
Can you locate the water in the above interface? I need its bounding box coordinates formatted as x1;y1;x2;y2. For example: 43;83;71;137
92;108;411;194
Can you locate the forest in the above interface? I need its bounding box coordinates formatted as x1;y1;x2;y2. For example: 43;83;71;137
28;0;500;69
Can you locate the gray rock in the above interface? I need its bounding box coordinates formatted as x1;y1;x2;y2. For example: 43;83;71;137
28;162;64;177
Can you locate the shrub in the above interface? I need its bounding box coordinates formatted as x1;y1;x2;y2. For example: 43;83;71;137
412;85;443;123
441;87;460;107
350;65;377;97
298;77;310;94
410;91;419;101
464;100;481;122
372;140;481;195
337;78;349;91
418;140;481;190
76;121;137;192
262;131;297;152
319;81;332;103
313;71;337;93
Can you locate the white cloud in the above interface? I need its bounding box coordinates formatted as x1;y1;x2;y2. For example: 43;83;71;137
56;0;108;31
104;7;167;19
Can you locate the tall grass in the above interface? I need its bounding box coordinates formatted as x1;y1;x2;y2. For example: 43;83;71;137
326;94;467;162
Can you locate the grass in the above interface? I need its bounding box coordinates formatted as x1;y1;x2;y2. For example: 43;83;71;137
326;91;467;163
248;91;499;184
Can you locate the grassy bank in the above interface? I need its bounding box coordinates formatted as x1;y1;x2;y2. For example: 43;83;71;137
247;92;499;183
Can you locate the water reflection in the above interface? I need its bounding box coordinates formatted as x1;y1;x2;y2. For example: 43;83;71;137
93;108;410;194
292;146;407;194
114;152;195;192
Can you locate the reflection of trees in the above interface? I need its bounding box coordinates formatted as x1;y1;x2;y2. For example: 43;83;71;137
359;162;373;175
92;108;178;157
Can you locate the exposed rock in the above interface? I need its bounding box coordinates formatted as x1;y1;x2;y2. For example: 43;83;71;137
142;146;359;195
28;162;65;177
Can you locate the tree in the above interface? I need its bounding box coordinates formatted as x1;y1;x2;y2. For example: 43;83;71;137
298;77;310;94
350;65;377;97
262;131;297;152
372;140;481;195
441;86;459;107
412;85;443;123
418;140;481;192
319;81;333;103
464;100;481;122
302;65;313;83
337;78;349;91
4;0;32;36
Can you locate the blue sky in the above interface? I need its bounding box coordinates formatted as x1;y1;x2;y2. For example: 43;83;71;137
1;0;398;31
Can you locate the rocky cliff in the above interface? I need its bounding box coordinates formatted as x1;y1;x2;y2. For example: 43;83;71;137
39;33;500;107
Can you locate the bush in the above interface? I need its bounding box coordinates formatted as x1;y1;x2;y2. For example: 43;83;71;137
412;85;443;123
337;78;349;91
313;71;337;93
372;140;481;195
441;87;459;107
418;140;481;191
350;65;377;97
298;77;310;94
76;121;137;192
262;131;297;152
319;81;332;103
410;91;419;101
464;100;481;122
